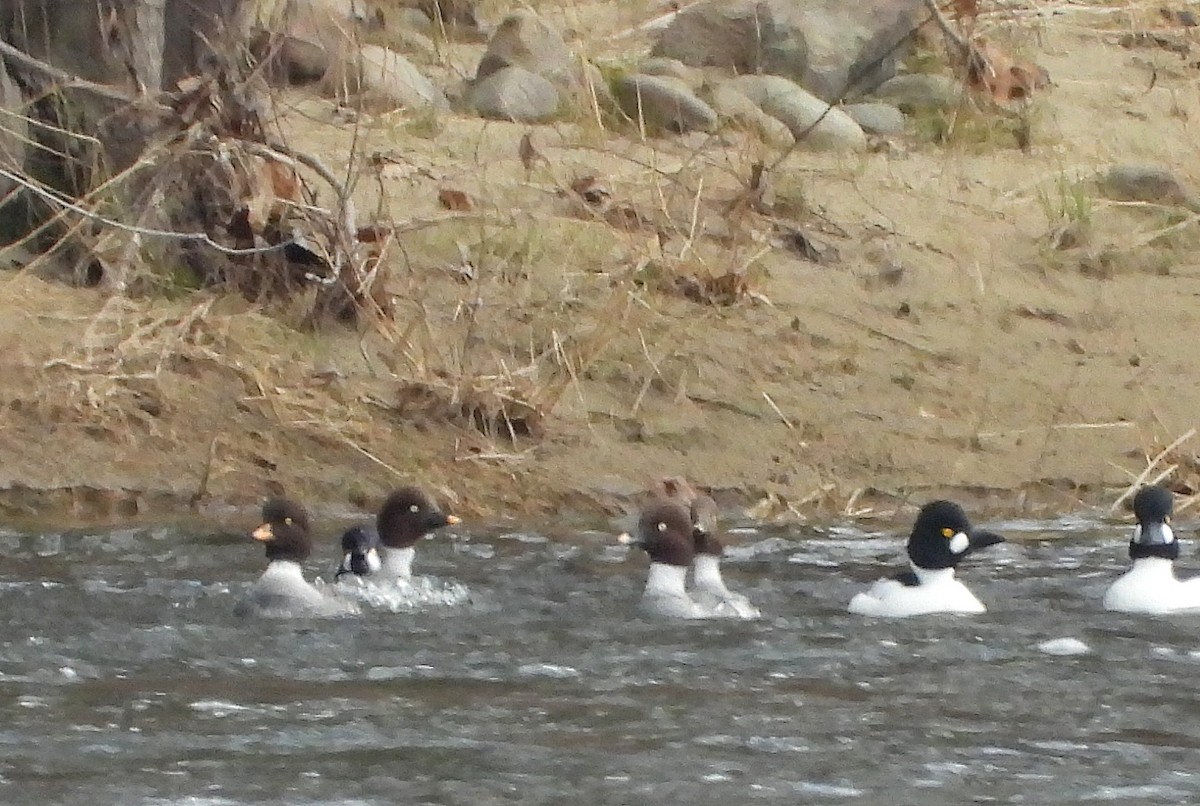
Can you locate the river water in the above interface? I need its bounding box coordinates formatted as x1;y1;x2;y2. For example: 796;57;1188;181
2;512;1199;805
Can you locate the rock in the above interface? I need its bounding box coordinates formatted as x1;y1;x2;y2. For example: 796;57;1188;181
650;0;920;100
475;9;574;83
709;82;795;146
842;102;906;135
467;66;561;122
1099;164;1196;207
792;0;922;101
0;50;28;194
638;57;705;89
650;0;808;82
723;75;866;150
410;0;484;40
612;74;718;134
872;73;963;113
269;34;331;83
322;45;449;110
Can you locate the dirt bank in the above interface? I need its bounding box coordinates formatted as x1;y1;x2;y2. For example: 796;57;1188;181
2;6;1198;527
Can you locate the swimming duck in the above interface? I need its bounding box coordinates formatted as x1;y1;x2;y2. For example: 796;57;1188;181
620;499;726;619
335;525;382;581
1103;484;1200;614
234;497;356;618
848;500;1005;618
374;487;460;581
689;494;761;619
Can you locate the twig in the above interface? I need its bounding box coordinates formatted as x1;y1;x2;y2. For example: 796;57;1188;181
761;390;794;430
1110;428;1196;513
0;164;295;256
0;37;154;108
977;421;1135;438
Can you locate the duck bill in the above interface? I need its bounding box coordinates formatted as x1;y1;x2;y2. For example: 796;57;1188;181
251;523;273;542
616;531;645;549
426;512;460;532
968;530;1005;552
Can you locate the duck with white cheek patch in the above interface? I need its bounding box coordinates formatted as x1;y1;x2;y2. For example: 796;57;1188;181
235;498;358;618
620;500;728;619
334;525;383;583
1103;484;1200;614
848;500;1005;618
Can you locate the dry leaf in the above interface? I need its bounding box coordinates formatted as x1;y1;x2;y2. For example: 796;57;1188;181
438;188;473;211
952;0;979;22
569;175;611;206
674;270;749;306
968;39;1051;101
518;132;540;171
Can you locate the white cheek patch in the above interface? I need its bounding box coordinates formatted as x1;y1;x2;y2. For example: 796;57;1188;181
341;552;353;568
366;548;382;572
1162;524;1176;544
949;532;970;554
1132;524;1141;543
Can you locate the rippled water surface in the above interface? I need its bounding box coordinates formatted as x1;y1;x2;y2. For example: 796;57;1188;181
3;512;1200;805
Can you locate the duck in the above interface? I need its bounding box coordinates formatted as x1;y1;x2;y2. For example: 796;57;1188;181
620;499;726;619
234;497;357;618
373;486;461;582
848;500;1005;618
334;525;382;581
1103;484;1200;614
689;493;762;619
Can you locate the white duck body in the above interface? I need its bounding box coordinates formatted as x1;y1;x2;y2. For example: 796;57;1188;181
236;561;358;618
639;563;712;619
691;555;761;619
1103;557;1200;614
849;566;987;618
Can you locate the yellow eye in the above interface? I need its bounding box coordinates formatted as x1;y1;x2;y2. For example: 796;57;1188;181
658;521;667;531
409;504;419;513
941;527;954;538
285;517;293;525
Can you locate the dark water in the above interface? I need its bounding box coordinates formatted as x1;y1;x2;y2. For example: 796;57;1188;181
2;512;1200;805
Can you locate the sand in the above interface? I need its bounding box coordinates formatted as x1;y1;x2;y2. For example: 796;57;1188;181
1;2;1198;526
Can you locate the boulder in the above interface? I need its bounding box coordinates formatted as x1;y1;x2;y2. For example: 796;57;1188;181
872;73;963;113
475;9;574;83
1099;165;1197;207
723;75;866;150
842;102;907;135
467;66;561;122
650;0;921;101
612;74;718;134
322;45;449;111
650;1;808;82
708;82;795;146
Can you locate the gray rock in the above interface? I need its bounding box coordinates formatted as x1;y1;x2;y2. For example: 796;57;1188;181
709;82;795;146
467;66;561;122
612;74;718;134
650;0;920;100
872;73;963;113
842;102;906;135
0;64;25;198
263;34;331;84
638;57;705;89
1099;164;1197;207
650;0;808;82
724;75;866;150
792;0;923;101
475;9;573;82
323;44;449;110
